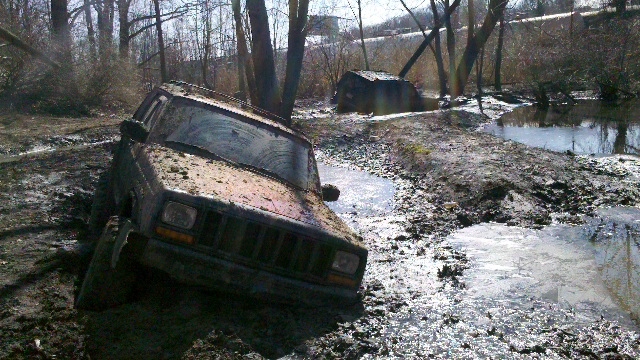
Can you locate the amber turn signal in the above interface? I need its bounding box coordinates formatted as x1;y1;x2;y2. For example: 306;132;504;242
156;226;194;244
327;273;356;287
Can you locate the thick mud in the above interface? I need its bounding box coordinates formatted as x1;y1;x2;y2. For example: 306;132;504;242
1;97;639;359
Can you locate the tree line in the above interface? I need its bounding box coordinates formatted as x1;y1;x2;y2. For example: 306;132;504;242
0;0;638;120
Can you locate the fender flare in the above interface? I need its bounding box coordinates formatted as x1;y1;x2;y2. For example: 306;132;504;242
111;218;135;269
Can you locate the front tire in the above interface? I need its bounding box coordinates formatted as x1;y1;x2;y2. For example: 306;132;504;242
75;216;137;311
87;170;116;238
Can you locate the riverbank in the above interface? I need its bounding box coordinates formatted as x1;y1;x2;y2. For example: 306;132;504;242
295;97;640;234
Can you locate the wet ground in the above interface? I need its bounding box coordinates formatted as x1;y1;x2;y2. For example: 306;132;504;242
1;95;640;359
313;147;640;359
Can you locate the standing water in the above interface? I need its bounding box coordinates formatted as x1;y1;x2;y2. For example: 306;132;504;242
481;99;640;156
315;163;640;358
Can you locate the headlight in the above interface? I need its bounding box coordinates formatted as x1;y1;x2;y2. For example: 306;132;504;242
331;251;360;274
161;202;197;229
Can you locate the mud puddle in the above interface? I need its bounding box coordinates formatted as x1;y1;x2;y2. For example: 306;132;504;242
0;137;118;164
316;162;640;358
446;207;640;358
481;99;640;156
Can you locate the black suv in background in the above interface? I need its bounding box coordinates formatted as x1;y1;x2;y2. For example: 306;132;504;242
76;82;367;310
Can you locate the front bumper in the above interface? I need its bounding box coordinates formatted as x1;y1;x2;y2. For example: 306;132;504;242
139;238;360;305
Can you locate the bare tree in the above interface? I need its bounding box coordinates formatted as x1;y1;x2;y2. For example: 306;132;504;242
451;0;508;98
444;0;456;88
153;0;167;82
313;35;356;92
398;0;461;78
83;0;97;61
117;0;133;58
120;6;188;59
246;0;281;113
399;0;448;97
467;0;475;49
494;14;504;91
279;0;310;121
232;0;257;103
244;0;311;122
95;0;115;59
51;0;72;64
355;0;370;71
195;0;214;89
430;0;448;97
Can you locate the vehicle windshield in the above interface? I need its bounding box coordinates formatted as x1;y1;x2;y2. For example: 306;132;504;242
150;98;315;190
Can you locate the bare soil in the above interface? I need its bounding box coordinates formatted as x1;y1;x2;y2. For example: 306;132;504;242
0;98;638;359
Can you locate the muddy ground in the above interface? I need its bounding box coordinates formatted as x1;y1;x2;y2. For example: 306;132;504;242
0;98;639;359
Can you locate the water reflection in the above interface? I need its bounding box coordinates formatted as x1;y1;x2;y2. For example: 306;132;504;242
484;99;640;155
585;207;640;320
317;163;395;218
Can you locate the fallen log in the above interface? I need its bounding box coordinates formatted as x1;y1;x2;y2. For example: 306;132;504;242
0;25;60;68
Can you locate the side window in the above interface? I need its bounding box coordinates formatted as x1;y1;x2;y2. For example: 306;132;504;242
141;95;168;128
132;91;159;121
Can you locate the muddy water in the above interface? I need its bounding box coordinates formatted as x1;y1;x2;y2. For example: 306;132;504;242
585;207;640;319
482;99;640;156
0;138;117;164
447;216;639;321
316;163;640;358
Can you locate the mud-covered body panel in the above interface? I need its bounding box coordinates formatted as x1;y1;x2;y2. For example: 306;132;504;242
140;239;360;304
146;145;359;245
105;82;367;304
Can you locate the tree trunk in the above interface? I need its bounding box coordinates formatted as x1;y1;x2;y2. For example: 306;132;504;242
84;0;97;62
153;0;167;83
400;0;447;96
247;0;281;113
50;0;80;103
430;0;448;97
494;15;504;92
232;0;257;104
118;0;132;58
451;0;508;98
279;0;310;123
286;5;307;97
51;0;72;64
476;44;484;95
467;0;475;49
614;0;626;13
398;0;460;78
201;0;213;89
95;0;115;59
444;0;456;90
613;122;628;154
357;0;370;71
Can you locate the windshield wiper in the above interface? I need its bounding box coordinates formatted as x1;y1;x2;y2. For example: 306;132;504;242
164;140;228;162
236;162;303;190
165;140;303;189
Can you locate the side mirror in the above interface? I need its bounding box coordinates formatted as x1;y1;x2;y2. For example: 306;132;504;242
120;119;149;143
322;184;340;202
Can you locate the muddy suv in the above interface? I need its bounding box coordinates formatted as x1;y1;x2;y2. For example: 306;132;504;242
76;82;367;310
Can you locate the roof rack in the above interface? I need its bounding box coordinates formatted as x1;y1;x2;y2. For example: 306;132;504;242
168;81;288;125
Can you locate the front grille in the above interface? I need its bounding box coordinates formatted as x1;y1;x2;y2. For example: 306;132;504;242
196;210;334;280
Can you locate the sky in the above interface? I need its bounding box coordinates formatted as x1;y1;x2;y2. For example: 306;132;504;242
314;0;606;28
310;0;432;27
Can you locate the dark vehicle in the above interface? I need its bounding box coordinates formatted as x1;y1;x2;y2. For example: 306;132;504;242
76;82;367;310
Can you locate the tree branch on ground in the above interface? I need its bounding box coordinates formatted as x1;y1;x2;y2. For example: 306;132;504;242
0;26;60;68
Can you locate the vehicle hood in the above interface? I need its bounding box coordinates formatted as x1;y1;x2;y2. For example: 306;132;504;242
146;145;359;244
